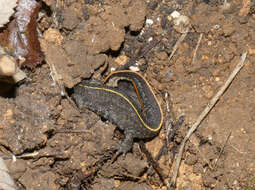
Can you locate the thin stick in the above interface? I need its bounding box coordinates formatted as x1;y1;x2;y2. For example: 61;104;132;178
116;172;141;180
213;132;231;169
2;151;68;160
191;34;203;65
169;31;189;61
138;141;166;184
169;51;247;188
54;129;91;134
48;62;78;110
230;144;247;154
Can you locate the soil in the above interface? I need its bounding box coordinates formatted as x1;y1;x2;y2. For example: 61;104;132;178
0;0;255;189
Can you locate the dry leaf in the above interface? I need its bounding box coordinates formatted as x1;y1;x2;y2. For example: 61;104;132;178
0;157;17;190
0;0;17;27
0;0;43;69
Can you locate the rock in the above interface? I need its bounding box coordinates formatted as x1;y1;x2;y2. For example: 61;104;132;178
0;54;16;76
43;28;64;45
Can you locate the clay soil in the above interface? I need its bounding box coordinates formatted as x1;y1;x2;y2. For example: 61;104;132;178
0;0;255;189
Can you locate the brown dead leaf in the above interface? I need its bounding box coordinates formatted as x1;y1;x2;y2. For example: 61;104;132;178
0;0;43;69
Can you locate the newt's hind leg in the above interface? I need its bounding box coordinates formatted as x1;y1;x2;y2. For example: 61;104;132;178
112;132;133;162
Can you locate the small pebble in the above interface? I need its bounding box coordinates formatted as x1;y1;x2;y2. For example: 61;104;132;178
0;55;17;76
115;55;127;66
110;67;116;72
43;28;64;45
173;15;190;33
129;66;140;72
145;18;154;26
148;37;153;42
171;10;181;19
140;29;145;35
213;24;220;30
215;77;220;82
241;128;247;134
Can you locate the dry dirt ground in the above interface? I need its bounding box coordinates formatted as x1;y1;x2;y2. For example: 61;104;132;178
0;0;255;189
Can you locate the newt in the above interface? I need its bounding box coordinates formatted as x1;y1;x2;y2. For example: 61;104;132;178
72;70;163;156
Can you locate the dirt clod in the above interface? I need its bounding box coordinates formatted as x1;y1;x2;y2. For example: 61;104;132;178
61;7;80;30
19;168;60;190
0;90;53;154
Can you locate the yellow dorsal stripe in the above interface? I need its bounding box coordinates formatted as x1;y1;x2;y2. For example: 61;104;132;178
104;70;164;129
79;84;163;132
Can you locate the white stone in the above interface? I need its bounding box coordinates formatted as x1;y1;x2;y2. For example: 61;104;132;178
145;18;153;26
148;37;153;42
110;67;116;72
171;10;181;19
129;66;140;72
0;55;16;76
173;15;190;33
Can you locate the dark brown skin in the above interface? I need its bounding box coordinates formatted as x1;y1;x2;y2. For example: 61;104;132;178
72;70;163;155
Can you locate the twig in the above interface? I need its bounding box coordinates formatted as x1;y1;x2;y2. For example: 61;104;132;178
48;62;65;96
2;151;68;160
169;31;189;61
48;62;78;110
165;92;170;112
153;116;184;162
169;51;248;188
116;172;142;180
145;116;184;183
213;132;231;169
230;144;248;154
54;129;91;134
138;141;166;185
191;33;203;65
